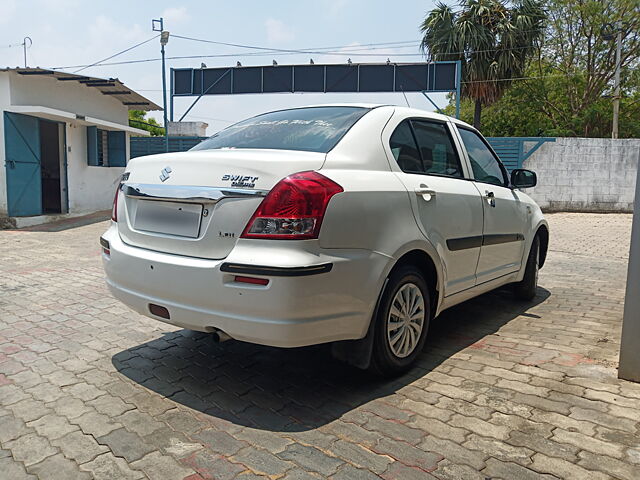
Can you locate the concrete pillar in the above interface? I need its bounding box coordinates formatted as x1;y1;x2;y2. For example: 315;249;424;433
619;148;640;382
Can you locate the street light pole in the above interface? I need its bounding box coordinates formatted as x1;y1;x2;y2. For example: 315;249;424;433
153;18;170;153
161;31;170;153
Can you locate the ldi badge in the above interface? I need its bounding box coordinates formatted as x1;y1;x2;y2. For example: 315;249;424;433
221;174;258;188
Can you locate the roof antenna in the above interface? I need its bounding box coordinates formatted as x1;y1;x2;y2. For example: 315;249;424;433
400;85;411;108
22;37;32;68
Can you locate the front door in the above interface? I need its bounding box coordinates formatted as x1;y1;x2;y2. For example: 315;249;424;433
4;112;42;217
389;119;484;296
39;120;62;214
456;126;526;283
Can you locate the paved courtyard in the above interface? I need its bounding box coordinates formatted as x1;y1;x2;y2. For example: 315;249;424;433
1;213;639;480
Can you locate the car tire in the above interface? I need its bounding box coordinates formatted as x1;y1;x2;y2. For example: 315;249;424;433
514;235;540;301
370;265;431;376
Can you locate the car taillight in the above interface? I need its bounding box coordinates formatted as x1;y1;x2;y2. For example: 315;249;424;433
241;171;343;240
111;186;120;222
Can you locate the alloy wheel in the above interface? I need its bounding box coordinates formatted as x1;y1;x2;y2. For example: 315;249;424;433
387;283;425;358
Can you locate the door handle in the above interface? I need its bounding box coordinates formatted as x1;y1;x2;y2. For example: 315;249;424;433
484;190;496;207
415;185;436;201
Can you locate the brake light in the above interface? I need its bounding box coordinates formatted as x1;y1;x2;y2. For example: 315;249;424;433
241;171;343;239
111;186;120;222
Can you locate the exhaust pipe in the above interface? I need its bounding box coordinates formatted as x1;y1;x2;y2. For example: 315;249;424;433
210;329;232;343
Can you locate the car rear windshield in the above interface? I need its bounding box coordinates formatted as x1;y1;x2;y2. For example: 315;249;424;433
191;106;370;153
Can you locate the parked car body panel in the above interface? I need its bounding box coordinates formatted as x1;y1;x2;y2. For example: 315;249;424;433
102;104;547;351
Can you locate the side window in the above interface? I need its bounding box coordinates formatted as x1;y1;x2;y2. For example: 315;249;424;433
87;127;126;167
411;120;463;178
389;121;422;174
458;128;506;186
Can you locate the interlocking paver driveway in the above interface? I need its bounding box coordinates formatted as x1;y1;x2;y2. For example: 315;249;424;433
1;213;639;479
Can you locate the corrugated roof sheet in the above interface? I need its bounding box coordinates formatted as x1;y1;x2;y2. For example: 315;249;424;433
0;67;161;111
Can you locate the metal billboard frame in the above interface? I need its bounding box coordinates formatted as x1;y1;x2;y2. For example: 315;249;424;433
169;61;462;123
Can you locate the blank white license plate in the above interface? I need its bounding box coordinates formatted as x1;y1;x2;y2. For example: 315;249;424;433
134;200;203;238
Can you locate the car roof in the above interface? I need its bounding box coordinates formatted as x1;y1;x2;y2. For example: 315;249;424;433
270;103;474;129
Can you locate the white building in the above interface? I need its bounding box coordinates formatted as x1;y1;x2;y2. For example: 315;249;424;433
0;68;160;227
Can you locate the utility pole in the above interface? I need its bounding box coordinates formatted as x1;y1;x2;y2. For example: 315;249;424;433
22;37;32;68
603;22;623;139
612;23;622;139
153;18;170;153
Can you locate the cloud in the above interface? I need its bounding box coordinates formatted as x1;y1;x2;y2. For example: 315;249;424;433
265;18;294;45
0;0;16;25
38;0;81;8
313;42;407;65
327;0;348;17
31;15;147;73
88;15;146;48
162;7;190;25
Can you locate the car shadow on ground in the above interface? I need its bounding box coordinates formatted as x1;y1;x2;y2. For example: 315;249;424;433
112;286;550;432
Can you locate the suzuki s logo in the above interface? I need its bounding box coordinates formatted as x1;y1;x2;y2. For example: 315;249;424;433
159;166;172;182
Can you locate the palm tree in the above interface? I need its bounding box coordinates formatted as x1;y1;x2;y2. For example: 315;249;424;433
420;0;545;128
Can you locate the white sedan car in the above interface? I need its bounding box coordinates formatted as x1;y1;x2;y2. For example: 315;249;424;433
101;104;548;375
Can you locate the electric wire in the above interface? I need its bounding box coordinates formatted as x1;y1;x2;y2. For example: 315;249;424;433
52;43;545;71
48;23;550;72
49;29;556;91
171;27;548;54
72;34;160;73
50;43;423;70
171;34;419;53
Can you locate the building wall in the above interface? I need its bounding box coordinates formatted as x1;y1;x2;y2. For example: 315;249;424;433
0;72;132;217
523;138;640;212
64;123;128;214
9;73;127;125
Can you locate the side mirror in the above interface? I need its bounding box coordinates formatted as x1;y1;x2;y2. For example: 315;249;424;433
511;169;537;189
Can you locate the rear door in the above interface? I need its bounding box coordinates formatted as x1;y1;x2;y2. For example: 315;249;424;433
4;112;42;217
456;126;527;284
388;118;484;296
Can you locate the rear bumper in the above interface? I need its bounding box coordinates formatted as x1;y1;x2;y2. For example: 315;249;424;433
101;225;387;348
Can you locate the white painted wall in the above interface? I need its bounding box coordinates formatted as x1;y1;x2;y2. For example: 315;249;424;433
64;123;127;214
9;73;127;124
0;71;133;217
0;74;12;215
523;138;640;212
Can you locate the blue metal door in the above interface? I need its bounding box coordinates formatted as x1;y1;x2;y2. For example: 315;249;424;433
4;112;42;217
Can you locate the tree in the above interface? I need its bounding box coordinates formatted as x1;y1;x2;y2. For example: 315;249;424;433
525;0;640;137
442;74;554;136
128;110;164;136
446;68;640;138
442;0;640;138
420;0;546;128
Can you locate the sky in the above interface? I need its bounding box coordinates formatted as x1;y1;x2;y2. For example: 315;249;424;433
0;0;448;134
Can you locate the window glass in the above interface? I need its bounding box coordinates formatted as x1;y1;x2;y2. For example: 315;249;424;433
389;121;422;173
97;129;108;166
411;120;463;178
191;106;370;153
458;128;506;186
